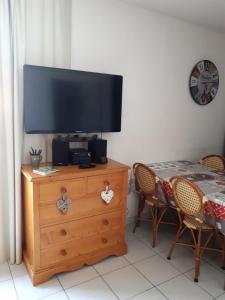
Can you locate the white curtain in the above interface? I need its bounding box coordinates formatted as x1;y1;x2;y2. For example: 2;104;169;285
0;0;25;263
0;0;71;264
24;0;72;163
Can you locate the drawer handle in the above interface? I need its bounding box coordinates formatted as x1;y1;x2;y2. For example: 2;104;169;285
102;237;108;244
60;229;67;236
102;219;109;225
60;249;67;256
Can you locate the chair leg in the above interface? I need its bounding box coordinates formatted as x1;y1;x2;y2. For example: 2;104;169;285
222;235;225;270
167;224;185;259
194;229;202;283
133;193;145;232
152;207;168;248
151;206;158;248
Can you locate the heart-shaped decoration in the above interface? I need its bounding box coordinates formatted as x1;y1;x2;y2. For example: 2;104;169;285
101;188;114;204
57;197;71;214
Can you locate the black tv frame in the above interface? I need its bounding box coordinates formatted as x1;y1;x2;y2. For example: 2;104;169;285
24;65;123;134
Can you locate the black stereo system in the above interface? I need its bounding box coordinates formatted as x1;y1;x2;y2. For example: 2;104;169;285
69;148;91;165
52;137;107;168
52;138;69;166
88;139;108;164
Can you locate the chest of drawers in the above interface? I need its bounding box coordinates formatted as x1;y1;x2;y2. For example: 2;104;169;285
22;159;129;285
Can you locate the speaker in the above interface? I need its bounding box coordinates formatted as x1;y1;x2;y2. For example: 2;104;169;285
52;138;69;166
88;139;107;164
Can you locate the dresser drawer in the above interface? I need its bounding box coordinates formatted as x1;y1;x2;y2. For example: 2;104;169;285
39;178;86;205
40;229;123;268
40;211;123;249
39;173;124;226
87;172;124;195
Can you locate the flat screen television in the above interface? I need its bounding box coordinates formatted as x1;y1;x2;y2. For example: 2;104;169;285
24;65;123;133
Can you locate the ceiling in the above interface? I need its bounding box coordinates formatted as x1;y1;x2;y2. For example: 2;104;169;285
124;0;225;33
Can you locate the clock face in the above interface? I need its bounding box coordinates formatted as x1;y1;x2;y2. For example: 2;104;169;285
189;60;219;105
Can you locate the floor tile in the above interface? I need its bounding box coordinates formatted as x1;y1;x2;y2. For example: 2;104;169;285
185;263;225;297
132;223;152;241
0;279;17;299
129;287;167;300
162;247;199;273
217;292;225;299
14;274;62;300
94;256;129;275
57;265;98;289
65;277;117;300
203;250;224;271
134;255;180;285
126;223;134;232
0;262;12;282
9;262;28;278
103;265;152;300
128;222;177;254
158;274;212;300
141;229;175;254
126;229;137;242
124;239;155;263
40;291;68;300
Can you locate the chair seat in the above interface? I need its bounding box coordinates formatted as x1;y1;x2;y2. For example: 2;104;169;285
145;197;168;208
183;216;212;230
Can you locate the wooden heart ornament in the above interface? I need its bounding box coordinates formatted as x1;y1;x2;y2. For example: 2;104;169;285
57;196;71;214
101;185;114;204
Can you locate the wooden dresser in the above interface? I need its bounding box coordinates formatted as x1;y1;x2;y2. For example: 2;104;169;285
22;159;129;285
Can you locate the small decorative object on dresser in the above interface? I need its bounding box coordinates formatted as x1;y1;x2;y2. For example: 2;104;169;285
32;167;59;176
21;159;129;285
29;147;42;169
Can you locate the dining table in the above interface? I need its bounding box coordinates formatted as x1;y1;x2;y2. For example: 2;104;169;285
146;160;225;235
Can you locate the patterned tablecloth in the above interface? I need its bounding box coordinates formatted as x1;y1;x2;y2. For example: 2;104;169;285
147;160;225;234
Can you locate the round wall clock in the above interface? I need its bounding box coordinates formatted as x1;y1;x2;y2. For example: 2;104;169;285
189;60;219;105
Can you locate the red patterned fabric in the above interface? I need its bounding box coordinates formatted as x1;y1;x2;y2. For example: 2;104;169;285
204;201;225;220
162;181;173;197
162;180;225;221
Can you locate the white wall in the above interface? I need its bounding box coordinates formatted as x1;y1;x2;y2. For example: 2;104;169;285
71;0;225;164
70;0;225;219
25;0;225;220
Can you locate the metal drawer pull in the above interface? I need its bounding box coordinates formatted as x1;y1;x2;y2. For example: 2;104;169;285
60;229;67;236
102;237;108;244
101;182;114;204
102;219;109;225
60;249;67;256
57;188;71;214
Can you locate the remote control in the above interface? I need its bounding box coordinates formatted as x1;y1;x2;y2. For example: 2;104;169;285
79;164;96;169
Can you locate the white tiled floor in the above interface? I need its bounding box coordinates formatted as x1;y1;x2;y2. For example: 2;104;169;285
0;222;224;299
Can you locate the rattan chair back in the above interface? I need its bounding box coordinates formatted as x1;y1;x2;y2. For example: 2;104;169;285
133;163;141;192
200;154;225;171
172;177;204;219
133;163;157;195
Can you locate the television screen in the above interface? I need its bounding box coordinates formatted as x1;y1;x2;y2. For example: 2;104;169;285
24;65;123;133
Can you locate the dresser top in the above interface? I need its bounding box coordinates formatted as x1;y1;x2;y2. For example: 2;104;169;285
22;159;130;182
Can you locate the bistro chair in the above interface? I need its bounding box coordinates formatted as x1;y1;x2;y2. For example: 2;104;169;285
132;163;177;248
200;154;225;171
167;176;224;282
